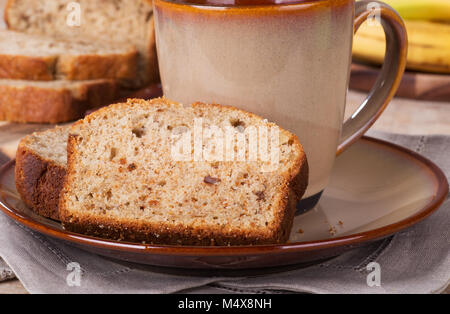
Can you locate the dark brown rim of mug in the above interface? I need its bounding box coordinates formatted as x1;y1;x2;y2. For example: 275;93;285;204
153;0;352;13
0;136;448;257
155;0;331;5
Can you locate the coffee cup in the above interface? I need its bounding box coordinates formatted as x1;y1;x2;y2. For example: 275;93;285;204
153;0;407;208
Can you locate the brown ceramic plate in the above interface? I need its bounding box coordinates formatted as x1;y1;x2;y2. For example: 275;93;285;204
0;136;447;270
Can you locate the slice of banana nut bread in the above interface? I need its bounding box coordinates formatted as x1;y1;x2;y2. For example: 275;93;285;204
59;98;308;245
0;30;138;83
0;79;117;123
5;0;158;87
15;125;70;220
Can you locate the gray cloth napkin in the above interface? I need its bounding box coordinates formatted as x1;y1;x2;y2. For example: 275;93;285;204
0;131;449;294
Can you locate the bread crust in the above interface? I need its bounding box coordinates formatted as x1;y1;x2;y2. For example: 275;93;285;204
58;50;139;82
59;98;309;246
0;54;56;81
15;139;66;221
0;43;138;83
0;80;117;123
3;0;13;29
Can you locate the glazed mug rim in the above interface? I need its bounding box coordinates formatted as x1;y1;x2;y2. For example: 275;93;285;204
153;0;352;10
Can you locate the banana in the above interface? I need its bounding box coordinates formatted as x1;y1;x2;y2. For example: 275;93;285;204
353;19;450;74
358;0;450;22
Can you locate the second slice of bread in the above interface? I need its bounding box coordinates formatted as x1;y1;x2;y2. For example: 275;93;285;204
0;79;117;123
59;98;308;245
15;126;70;220
0;30;138;84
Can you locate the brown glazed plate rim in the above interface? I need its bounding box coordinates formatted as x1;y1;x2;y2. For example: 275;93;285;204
0;136;448;257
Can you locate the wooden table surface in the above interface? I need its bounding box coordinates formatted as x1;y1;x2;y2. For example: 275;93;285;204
0;90;449;294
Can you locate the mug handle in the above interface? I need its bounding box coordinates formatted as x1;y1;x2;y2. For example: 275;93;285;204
337;0;408;154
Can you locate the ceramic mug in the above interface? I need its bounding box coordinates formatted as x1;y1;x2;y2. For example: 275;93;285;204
153;0;408;208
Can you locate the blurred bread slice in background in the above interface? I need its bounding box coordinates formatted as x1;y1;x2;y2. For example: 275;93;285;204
4;0;159;88
0;0;158;123
0;79;117;123
0;30;138;83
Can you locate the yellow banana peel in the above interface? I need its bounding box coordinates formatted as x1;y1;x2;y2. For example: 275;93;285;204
358;0;450;22
353;20;450;74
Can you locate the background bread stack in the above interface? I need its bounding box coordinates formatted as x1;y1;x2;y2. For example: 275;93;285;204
0;0;158;123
